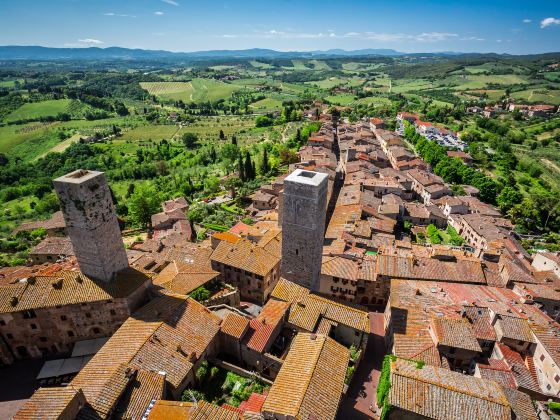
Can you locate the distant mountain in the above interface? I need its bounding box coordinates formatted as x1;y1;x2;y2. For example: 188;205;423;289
0;45;413;60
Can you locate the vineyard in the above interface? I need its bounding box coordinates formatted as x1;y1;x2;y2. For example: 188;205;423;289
140;78;241;103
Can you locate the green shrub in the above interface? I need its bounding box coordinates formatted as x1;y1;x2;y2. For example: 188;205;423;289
182;388;206;402
190;287;211;302
549;402;560;414
377;355;395;407
196;361;209;383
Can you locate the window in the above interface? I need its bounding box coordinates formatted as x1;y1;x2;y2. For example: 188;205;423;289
555;375;560;383
110;309;116;316
296;249;299;256
85;313;91;318
354;331;360;336
23;309;37;319
6;333;13;339
30;323;37;330
0;320;5;326
92;328;100;334
540;354;545;362
67;331;74;337
60;315;67;321
39;337;47;343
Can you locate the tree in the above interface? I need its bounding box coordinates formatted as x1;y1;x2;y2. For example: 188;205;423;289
238;156;246;181
128;184;161;229
224;176;242;198
255;115;274;127
190;286;211;302
219;129;225;140
497;186;522;213
231;135;237;146
182;132;199;149
259;148;270;175
244;153;255;180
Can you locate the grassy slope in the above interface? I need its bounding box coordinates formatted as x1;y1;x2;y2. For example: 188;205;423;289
5;99;72;122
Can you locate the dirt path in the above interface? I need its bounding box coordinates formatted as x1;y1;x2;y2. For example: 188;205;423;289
542;158;560;174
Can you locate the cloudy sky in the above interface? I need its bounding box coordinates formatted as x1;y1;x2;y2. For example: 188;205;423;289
1;0;559;54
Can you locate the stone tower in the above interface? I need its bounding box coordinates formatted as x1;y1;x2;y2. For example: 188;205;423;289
53;169;128;282
281;169;328;291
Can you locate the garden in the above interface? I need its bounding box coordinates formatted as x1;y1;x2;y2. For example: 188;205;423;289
182;362;269;407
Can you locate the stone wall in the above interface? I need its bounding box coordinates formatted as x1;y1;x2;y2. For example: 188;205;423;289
53;170;128;282
281;169;328;291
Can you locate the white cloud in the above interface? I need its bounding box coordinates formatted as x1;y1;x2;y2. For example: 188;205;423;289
219;30;473;43
78;38;104;45
161;0;179;5
523;19;532;23
541;17;560;28
496;39;502;43
413;32;458;42
155;11;164;15
104;12;136;18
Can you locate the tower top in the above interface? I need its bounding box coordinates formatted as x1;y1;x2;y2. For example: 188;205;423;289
53;169;103;185
284;169;328;188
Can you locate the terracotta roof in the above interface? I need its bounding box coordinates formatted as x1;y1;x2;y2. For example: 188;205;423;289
431;316;482;352
213;232;242;244
388;358;511;420
501;387;538;420
111;369;166;420
153;260;219;295
0;268;151;314
495;343;541;393
211;238;280;276
220;312;250;339
12;211;66;235
463;306;497;341
376;254;486;284
271;279;370;333
147;400;241;420
321;256;359;281
262;333;349;420
14;386;85;420
243;299;288;352
69;294;220;416
238;392;267;413
477;359;517;389
496;314;535;343
29;236;74;256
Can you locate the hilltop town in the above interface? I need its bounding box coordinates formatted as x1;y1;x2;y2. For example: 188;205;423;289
1;103;560;420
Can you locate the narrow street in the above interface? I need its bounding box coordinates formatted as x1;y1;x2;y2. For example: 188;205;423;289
338;312;385;420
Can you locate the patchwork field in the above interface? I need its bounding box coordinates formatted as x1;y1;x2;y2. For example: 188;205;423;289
510;88;560;105
140;78;240;103
5;99;72;122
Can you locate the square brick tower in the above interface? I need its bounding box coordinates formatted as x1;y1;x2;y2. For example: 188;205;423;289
281;169;328;291
53;169;128;282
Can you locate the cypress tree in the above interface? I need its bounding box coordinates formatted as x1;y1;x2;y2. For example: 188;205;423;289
238;156;245;181
259;148;270;175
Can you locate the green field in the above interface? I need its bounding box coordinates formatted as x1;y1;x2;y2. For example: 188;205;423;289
117;125;181;142
249;60;274;69
510;88;560;105
249;97;283;111
140;78;240;102
447;74;528;90
5;99;72;122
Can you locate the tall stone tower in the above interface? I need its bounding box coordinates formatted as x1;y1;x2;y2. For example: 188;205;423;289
281;169;328;291
54;169;128;282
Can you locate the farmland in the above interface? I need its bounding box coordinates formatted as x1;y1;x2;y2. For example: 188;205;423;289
140;78;241;102
0;52;559;260
5;99;72;122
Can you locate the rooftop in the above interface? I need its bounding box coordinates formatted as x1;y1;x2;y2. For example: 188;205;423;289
262;333;349;420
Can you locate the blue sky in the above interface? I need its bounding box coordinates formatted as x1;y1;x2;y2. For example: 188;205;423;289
0;0;559;53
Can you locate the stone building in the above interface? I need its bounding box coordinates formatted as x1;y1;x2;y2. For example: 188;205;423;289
53;170;129;282
0;269;150;365
281;169;328;291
